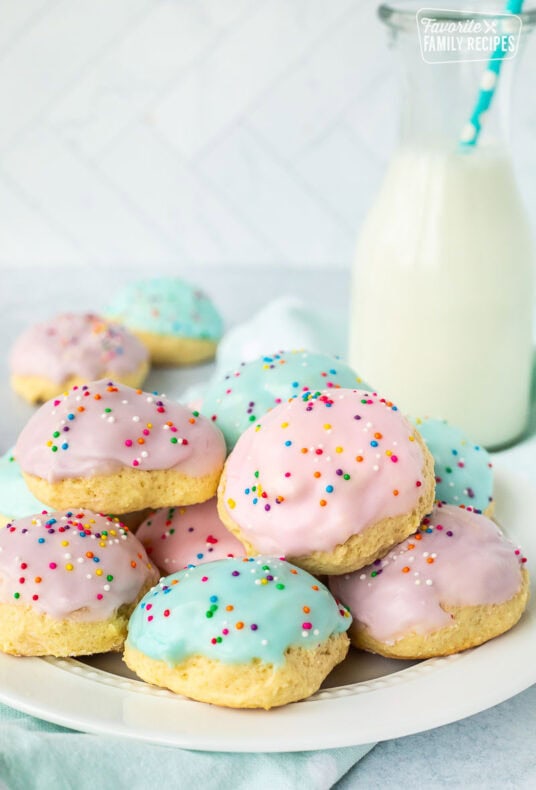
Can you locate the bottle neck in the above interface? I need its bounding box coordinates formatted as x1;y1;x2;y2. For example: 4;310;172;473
388;27;519;151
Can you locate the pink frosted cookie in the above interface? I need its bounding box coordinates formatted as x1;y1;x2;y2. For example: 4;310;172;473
15;380;226;514
330;505;529;659
136;498;246;574
217;389;435;575
10;313;149;404
0;509;158;656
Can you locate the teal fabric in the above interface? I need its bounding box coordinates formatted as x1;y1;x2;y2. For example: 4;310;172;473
0;703;374;790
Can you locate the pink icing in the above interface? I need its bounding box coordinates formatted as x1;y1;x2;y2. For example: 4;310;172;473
0;509;158;621
222;389;427;555
10;313;148;384
136;498;245;574
15;380;226;482
329;505;527;644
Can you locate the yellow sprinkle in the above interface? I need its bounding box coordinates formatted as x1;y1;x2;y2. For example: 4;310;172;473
96;569;103;576
61;540;69;547
335;446;343;453
110;530;117;537
255;425;261;432
386;450;392;457
227;498;236;510
261;578;268;585
147;423;153;429
281;422;289;428
409;435;415;442
99;541;106;548
46;441;52;447
65;563;73;571
323;424;332;430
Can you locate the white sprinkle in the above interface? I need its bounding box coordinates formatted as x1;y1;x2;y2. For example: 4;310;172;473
132;416;140;422
373;465;379;471
261;639;268;646
141;451;148;458
302;631;309;638
415;579;421;585
64;553;71;559
86;573;92;580
107;416;115;423
359;573;366;580
426;579;433;586
103;584;110;591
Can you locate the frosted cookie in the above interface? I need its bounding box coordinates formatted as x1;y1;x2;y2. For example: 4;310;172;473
15;380;226;514
330;505;529;659
10;313;149;404
0;509;158;656
0;451;45;528
202;350;369;451
415;417;493;514
124;556;351;709
106;277;223;366
218;389;435;576
136;498;245;574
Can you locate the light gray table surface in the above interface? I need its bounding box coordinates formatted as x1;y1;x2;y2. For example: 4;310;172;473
1;264;535;789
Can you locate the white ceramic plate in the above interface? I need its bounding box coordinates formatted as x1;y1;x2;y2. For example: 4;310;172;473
0;466;534;752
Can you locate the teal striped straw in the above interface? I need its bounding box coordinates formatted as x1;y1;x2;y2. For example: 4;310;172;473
460;0;524;147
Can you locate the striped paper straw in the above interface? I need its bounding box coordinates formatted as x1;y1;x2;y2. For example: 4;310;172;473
460;0;524;147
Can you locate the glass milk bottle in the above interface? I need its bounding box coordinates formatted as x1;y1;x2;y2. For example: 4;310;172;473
349;2;535;448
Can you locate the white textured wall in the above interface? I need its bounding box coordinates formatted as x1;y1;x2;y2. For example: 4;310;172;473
0;0;534;270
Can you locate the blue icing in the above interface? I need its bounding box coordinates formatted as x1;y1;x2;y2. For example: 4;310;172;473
105;277;223;340
415;418;493;511
0;450;44;521
201;350;370;451
127;556;351;666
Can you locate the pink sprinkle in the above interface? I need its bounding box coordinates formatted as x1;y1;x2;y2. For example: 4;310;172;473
182;439;189;446
53;400;61;406
49;562;57;570
147;615;154;622
302;622;312;630
125;439;133;447
222;628;229;635
201;576;208;582
391;455;398;463
146;604;152;610
132;459;139;467
96;593;103;600
143;429;149;436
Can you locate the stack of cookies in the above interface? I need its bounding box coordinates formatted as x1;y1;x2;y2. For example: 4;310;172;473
0;298;529;711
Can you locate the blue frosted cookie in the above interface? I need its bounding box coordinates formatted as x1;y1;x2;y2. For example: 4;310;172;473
201;349;369;451
124;556;351;708
415;418;493;513
106;277;223;365
0;450;44;526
